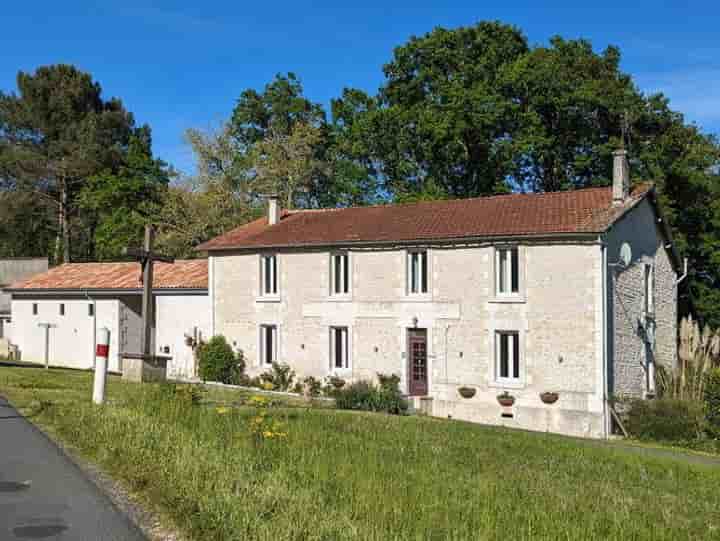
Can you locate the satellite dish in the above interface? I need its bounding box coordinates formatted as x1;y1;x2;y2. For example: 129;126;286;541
619;242;632;267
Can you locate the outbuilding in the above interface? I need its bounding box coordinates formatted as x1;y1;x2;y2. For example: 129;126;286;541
5;260;210;379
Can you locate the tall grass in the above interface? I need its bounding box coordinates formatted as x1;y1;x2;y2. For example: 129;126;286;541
2;368;719;540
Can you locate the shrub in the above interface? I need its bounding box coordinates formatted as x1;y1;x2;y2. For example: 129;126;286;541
377;373;400;393
334;375;408;415
624;398;705;442
259;362;295;391
704;368;720;437
302;376;322;397
197;336;245;384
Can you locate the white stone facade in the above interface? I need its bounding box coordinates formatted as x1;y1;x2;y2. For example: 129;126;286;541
210;199;678;439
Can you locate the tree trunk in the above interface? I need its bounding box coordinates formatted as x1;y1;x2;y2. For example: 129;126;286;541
61;182;70;263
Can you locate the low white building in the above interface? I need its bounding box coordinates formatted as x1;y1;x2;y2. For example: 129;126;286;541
6;260;210;378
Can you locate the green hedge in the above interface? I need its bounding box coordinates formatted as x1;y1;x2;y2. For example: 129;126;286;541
197;336;245;384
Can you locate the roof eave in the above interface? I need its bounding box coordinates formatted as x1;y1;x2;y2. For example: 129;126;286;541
7;287;208;296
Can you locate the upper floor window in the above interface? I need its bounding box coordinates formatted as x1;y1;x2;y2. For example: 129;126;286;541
59;303;65;316
496;331;520;383
260;324;278;365
260;254;278;296
408;249;428;295
644;264;655;316
32;303;38;316
88;303;95;317
496;247;519;295
331;253;350;296
330;326;350;370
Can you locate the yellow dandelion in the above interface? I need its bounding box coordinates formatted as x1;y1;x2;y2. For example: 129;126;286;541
216;406;230;415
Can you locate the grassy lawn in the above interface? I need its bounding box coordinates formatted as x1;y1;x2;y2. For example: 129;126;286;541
1;367;719;541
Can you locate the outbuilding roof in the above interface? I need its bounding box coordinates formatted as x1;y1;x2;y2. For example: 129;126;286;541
197;184;653;252
7;259;207;291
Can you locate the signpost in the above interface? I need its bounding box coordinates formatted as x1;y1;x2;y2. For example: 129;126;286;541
37;323;56;370
121;225;174;381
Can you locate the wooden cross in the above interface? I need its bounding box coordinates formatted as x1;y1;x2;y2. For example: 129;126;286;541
123;225;174;360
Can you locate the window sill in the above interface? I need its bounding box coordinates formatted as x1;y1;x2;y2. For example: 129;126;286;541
326;295;353;303
488;380;525;390
256;296;281;303
404;294;432;302
488;295;526;304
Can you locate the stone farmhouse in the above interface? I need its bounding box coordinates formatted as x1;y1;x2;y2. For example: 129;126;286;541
197;150;682;439
5;260;210;378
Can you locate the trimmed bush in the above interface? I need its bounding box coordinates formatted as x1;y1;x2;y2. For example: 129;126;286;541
198;336;245;384
625;398;705;442
704;368;720;437
334;376;408;415
259;362;295;391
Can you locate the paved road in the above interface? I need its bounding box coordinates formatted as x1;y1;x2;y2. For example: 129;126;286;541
0;396;146;541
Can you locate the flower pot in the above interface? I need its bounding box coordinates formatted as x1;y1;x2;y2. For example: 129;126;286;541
458;386;476;399
540;392;559;404
497;395;515;407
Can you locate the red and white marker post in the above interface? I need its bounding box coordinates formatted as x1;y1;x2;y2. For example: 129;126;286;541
93;327;110;405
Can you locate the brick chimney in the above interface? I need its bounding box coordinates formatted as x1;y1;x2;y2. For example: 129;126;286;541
267;195;280;225
612;149;630;205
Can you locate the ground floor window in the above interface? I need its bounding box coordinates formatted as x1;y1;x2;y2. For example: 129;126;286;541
330;326;349;370
260;325;278;365
495;331;520;382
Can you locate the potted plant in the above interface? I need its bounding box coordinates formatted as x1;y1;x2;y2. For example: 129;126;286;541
458;386;476;399
497;391;515;407
540;391;559;404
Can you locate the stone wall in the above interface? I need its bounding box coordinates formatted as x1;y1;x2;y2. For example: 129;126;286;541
213;237;608;438
605;199;678;398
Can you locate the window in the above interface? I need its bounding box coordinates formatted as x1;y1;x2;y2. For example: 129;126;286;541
496;247;520;295
644;264;655;316
59;303;65;316
32;303;38;316
408;250;428;294
495;331;520;382
88;303;94;317
260;254;278;296
260;325;278;365
331;253;350;296
330;326;349;370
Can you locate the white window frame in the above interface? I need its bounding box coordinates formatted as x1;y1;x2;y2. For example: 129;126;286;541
259;324;278;366
329;326;351;372
495;246;520;296
494;330;521;384
407;249;429;296
330;252;351;297
644;263;655;317
259;254;279;298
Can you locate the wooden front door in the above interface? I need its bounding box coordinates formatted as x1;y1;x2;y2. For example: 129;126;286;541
408;329;428;396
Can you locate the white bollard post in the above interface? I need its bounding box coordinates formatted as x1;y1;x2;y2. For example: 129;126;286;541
93;327;110;405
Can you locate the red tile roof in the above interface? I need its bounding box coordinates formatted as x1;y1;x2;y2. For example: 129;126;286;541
8;259;208;291
197;185;652;251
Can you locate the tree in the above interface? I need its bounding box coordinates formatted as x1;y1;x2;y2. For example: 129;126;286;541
0;65;138;263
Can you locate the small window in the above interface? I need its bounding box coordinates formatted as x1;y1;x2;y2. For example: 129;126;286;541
644;264;655;316
330;326;349;370
32;303;38;316
260;254;278;296
260;325;278;365
59;303;65;316
408;250;428;294
496;331;520;382
88;303;94;317
331;253;350;296
496;247;520;295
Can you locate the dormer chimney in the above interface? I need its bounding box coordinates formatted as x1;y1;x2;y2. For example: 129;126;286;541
612;149;630;205
267;195;280;226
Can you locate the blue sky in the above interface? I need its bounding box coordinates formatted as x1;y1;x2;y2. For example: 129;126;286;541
2;1;718;175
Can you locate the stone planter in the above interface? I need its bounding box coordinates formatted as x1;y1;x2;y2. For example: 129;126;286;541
540;392;559;404
457;386;476;399
497;393;515;407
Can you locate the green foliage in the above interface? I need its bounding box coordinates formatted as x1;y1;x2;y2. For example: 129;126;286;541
197;336;245;384
158;383;205;406
624;398;706;442
259;362;296;391
704;368;720;437
2;367;720;540
334;376;408;415
302;376;322;397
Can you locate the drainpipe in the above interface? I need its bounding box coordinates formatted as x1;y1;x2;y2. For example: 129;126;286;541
85;290;97;368
600;239;610;439
675;258;688;285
